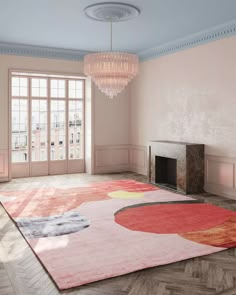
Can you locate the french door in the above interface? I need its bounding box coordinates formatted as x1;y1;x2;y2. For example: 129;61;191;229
11;72;85;178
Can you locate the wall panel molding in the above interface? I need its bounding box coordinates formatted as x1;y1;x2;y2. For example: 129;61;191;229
94;145;130;174
129;145;148;176
94;147;236;200
205;154;236;200
94;144;148;175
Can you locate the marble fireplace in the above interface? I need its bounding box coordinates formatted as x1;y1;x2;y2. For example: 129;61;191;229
148;141;204;194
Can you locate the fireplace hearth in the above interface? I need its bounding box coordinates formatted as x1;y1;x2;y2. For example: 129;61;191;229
149;141;204;194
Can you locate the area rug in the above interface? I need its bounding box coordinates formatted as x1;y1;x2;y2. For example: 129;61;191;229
0;179;236;290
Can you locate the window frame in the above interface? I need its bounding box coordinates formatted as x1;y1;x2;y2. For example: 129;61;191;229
9;69;86;171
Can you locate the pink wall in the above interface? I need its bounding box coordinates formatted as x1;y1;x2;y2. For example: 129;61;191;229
130;36;236;158
94;87;130;146
93;86;131;174
130;36;236;199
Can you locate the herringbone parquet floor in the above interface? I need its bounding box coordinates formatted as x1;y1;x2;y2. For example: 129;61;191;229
0;173;236;295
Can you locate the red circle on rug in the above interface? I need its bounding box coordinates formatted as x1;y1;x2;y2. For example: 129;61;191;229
115;203;236;234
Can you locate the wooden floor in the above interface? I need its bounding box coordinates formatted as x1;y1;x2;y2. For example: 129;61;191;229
0;172;236;295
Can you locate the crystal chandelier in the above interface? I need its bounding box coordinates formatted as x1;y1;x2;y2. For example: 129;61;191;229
84;3;140;99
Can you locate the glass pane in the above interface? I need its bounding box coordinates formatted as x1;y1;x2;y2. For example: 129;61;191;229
69;80;83;99
40;88;47;97
12;77;28;97
32;87;40;97
31;78;47;97
50;100;66;160
12;77;20;87
68;100;83;159
50;79;65;98
12;87;19;96
20;87;27;96
11;99;28;163
31;100;48;162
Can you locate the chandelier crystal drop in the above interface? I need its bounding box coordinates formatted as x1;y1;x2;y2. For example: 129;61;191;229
84;52;139;98
84;2;140;99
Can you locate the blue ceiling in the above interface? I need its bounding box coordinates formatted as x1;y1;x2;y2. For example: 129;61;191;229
0;0;235;60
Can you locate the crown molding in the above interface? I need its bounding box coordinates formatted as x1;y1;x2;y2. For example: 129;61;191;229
138;19;236;62
0;42;91;61
0;19;236;62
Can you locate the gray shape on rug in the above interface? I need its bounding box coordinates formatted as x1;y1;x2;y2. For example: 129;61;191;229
15;211;90;238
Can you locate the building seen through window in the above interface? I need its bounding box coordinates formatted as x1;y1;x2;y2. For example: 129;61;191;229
11;75;84;163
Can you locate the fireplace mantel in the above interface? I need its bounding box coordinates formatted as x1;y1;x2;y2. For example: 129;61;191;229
148;140;204;194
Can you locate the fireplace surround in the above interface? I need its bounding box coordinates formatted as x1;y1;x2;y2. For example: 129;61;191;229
149;141;204;194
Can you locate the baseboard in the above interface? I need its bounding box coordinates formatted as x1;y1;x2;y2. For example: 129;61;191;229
204;183;236;201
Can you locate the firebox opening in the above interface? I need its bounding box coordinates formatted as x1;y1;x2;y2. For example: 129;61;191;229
155;156;177;190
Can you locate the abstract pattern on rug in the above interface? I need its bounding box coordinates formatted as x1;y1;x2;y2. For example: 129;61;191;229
0;179;236;290
16;211;90;238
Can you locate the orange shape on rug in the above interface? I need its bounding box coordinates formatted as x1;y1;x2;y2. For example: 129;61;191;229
180;216;236;248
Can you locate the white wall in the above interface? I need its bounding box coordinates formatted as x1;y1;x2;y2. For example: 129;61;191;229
0;54;130;179
130;36;236;199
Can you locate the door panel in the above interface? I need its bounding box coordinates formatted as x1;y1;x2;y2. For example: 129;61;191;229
49;100;67;174
68;100;84;173
11;98;29;178
50;160;68;175
30;99;49;176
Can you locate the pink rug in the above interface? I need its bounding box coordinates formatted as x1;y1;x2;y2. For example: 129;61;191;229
0;179;236;290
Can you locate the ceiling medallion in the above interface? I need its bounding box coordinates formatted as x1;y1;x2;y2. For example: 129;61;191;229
84;2;140;22
84;2;140;99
